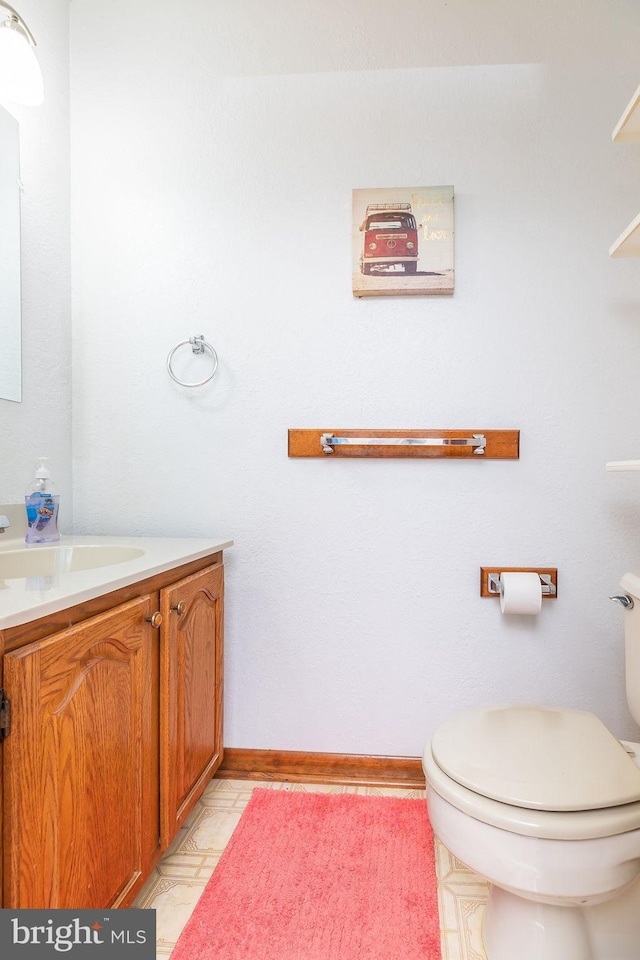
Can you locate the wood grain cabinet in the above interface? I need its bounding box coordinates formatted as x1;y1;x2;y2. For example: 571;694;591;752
0;555;225;909
160;564;224;848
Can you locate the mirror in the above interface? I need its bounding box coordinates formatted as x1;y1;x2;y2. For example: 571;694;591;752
0;104;21;402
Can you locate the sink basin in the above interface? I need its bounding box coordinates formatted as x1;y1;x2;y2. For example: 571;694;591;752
0;545;145;580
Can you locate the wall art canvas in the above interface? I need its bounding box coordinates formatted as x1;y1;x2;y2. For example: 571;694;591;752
352;186;454;298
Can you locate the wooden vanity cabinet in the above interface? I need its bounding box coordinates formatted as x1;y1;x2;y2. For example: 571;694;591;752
160;564;224;847
2;596;156;909
0;554;225;909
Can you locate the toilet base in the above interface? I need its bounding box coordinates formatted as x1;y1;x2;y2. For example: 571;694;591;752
483;885;594;960
482;877;640;960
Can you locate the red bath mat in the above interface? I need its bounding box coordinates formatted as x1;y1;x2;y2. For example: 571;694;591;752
170;788;442;960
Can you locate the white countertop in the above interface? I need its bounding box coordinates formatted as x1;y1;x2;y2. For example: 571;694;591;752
0;534;233;630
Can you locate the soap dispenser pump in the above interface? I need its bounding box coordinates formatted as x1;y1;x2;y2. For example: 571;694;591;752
25;457;60;543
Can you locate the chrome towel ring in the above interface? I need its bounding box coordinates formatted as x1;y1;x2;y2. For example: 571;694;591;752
167;335;218;387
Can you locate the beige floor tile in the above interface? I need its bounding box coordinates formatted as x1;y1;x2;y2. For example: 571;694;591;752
174;806;245;855
257;780;346;793
459;897;487;960
434;839;489;960
441;927;464;960
154;855;205;880
196;855;222;878
353;784;427;799
138;876;208;947
439;880;464;929
205;777;254;791
200;779;255;803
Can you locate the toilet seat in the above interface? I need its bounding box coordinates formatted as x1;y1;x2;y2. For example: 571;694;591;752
423;742;640;840
431;704;640;811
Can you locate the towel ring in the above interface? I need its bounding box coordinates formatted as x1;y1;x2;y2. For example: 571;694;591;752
167;335;218;387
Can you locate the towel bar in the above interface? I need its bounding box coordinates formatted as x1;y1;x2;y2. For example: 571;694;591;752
288;429;520;459
320;433;486;454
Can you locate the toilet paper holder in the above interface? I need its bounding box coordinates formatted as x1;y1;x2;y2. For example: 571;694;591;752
481;567;558;598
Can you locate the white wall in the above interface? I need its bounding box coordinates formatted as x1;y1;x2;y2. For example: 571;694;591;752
70;0;640;755
1;0;71;514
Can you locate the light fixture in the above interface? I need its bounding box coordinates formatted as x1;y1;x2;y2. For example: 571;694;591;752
0;1;43;105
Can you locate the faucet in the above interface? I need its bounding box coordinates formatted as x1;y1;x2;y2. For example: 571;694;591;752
0;515;11;535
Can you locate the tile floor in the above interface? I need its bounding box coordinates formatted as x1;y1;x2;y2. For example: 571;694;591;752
134;777;489;959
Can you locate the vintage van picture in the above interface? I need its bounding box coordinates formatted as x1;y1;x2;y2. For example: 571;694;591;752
352;186;454;298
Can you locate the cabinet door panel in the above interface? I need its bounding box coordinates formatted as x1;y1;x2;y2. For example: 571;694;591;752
3;596;153;908
160;564;223;847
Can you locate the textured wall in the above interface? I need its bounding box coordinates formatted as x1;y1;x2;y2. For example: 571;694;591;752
70;0;640;754
1;1;71;517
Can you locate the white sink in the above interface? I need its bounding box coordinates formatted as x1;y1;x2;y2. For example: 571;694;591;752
0;545;145;580
0;533;233;631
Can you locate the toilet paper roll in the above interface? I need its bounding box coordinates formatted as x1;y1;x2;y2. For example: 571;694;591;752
499;572;543;615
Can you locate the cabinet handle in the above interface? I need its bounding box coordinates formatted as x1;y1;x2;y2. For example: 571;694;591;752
146;611;163;628
171;600;187;615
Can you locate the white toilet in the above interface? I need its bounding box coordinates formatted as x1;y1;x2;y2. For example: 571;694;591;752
423;572;640;960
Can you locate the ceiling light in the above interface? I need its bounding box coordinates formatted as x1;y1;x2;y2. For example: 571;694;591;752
0;1;43;106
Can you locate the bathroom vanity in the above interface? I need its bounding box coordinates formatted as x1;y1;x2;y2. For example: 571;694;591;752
0;534;232;909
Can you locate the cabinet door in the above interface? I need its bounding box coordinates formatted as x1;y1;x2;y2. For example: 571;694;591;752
2;596;155;908
160;564;223;847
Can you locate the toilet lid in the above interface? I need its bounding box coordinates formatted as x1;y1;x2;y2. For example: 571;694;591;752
431;705;640;811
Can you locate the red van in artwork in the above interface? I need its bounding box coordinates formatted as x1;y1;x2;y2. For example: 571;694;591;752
359;203;419;275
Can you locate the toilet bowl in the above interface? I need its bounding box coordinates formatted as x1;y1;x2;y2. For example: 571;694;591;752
424;573;640;958
423;705;640;960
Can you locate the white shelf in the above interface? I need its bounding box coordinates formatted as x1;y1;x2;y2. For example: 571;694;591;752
606;460;640;472
613;83;640;142
610;210;640;258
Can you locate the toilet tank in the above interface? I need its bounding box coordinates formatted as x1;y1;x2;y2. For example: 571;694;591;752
619;573;640;727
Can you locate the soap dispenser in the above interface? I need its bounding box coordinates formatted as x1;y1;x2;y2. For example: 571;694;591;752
25;457;60;543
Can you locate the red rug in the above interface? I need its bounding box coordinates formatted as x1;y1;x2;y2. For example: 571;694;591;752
170;788;442;960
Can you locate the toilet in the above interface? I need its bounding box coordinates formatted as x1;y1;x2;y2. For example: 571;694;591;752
423;572;640;960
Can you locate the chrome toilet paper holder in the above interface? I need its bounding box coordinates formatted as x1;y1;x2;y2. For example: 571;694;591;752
481;567;558;598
